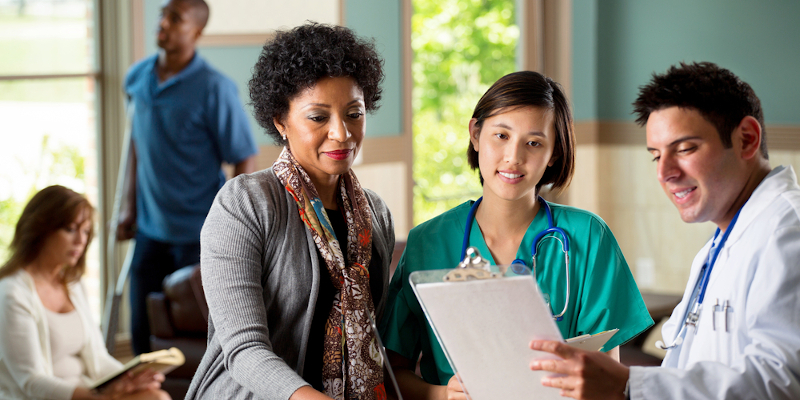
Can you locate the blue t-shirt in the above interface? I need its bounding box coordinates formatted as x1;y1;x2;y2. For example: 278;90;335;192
125;53;257;243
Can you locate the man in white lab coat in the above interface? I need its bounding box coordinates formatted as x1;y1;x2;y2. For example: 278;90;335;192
529;61;800;399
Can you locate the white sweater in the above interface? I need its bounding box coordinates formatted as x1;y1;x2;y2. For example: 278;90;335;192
0;270;122;399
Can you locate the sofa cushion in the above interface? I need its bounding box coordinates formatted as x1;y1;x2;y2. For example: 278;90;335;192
162;264;207;334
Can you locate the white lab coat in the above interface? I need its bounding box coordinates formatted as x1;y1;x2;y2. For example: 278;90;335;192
629;165;800;399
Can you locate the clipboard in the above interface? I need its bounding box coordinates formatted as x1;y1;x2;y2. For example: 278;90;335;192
408;248;617;399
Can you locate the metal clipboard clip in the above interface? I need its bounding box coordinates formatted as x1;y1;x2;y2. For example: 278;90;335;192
444;247;503;281
408;248;565;399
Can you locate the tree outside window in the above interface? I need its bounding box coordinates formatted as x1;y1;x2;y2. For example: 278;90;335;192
412;0;519;225
0;0;101;318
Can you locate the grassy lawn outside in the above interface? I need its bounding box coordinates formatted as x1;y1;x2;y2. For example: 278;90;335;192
0;0;101;319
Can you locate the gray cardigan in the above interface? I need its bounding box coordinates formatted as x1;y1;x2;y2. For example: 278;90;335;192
185;168;395;400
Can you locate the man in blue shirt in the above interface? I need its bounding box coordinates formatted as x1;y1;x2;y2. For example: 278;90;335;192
117;0;258;354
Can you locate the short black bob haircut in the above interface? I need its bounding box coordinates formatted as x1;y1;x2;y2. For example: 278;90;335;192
467;70;575;194
249;22;384;144
633;61;767;159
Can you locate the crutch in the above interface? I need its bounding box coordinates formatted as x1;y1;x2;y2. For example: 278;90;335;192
101;103;136;354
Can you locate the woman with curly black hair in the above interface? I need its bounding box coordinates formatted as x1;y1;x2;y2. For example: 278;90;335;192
186;23;395;400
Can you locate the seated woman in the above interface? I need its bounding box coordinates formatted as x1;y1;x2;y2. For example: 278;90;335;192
186;23;395;400
0;185;169;400
380;71;654;399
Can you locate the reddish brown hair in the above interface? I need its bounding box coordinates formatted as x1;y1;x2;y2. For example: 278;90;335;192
0;185;94;284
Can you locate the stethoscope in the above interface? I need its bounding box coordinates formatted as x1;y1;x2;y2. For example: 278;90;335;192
656;206;744;350
461;195;571;321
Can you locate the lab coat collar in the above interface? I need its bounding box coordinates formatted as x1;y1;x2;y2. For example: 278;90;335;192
722;165;799;247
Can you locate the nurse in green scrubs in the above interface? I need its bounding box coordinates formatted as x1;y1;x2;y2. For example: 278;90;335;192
379;71;654;400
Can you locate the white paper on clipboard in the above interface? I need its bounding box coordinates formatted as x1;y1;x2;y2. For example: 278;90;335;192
565;328;618;351
411;271;565;400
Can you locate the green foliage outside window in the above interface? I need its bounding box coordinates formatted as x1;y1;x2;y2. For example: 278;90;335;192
0;137;85;262
0;2;94;263
412;0;519;225
0;198;24;263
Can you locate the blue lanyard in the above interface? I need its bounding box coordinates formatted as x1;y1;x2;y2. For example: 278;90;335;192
697;206;744;306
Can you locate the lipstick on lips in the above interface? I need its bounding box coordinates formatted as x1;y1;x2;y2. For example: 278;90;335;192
325;149;352;161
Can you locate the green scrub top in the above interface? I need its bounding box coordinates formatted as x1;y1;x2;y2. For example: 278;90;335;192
379;200;654;385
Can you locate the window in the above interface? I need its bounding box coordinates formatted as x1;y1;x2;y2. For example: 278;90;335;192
411;0;519;224
0;0;102;318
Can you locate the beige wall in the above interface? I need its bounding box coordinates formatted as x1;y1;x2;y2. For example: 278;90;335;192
203;0;340;35
592;143;716;294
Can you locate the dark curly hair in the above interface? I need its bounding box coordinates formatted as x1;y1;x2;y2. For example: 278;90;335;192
249;22;385;144
633;61;767;159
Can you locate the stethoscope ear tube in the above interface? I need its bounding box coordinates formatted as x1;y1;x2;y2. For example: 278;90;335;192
460;197;483;260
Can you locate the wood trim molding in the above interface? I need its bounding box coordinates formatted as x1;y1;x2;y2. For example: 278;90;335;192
518;0;543;72
574;120;645;146
131;0;144;62
574;120;800;150
598;121;646;145
0;72;99;81
543;0;571;96
98;0;133;330
518;0;571;92
402;0;414;234
767;125;800;151
198;33;274;47
573;120;598;145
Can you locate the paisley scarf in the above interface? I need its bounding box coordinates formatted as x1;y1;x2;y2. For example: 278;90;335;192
273;148;385;400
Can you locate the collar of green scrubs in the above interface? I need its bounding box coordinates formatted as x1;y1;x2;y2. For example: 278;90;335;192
464;200;552;276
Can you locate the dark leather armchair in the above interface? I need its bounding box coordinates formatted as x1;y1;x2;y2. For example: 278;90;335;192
146;264;207;400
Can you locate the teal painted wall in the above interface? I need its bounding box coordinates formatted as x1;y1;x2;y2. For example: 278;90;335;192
141;0;267;143
571;0;598;122
142;0;159;58
139;0;404;144
573;0;800;124
195;46;264;140
345;0;404;137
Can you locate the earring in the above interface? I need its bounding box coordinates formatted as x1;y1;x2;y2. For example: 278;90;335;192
281;132;287;141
